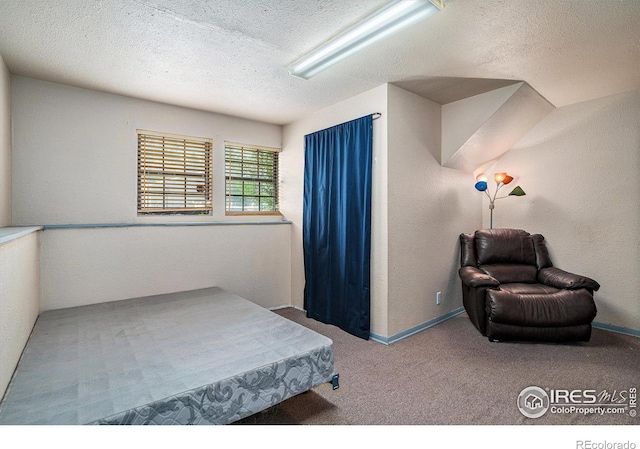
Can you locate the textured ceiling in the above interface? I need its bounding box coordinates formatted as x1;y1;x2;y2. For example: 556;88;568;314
0;0;639;125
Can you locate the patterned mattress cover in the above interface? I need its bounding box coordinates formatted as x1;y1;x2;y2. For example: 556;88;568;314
0;287;335;425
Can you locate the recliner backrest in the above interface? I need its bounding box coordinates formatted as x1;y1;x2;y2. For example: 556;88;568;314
459;229;554;283
475;229;538;284
475;229;536;266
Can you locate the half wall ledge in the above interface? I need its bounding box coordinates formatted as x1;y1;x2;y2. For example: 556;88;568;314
0;226;43;244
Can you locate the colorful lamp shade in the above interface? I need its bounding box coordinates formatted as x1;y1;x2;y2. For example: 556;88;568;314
474;181;488;191
473;172;526;228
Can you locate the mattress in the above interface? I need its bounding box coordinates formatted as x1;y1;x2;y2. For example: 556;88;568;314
0;287;335;425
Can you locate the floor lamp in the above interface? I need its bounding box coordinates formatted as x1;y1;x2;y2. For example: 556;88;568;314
474;172;526;229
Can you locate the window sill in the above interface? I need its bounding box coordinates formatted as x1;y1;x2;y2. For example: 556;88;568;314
43;221;291;230
225;211;283;217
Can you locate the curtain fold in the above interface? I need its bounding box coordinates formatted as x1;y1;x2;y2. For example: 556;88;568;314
303;115;372;340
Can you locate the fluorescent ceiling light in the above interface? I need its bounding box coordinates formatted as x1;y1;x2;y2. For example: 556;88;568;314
287;0;444;80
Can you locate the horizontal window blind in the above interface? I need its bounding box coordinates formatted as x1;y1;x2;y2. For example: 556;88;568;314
138;131;212;214
225;143;280;214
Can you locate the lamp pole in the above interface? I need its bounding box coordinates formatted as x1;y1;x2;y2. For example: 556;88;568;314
489;202;494;229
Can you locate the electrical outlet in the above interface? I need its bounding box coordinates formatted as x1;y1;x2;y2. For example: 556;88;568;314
436;291;442;305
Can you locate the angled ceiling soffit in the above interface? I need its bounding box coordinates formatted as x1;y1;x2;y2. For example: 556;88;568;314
441;82;554;172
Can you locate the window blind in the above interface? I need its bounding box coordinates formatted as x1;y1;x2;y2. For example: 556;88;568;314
137;131;212;214
225;143;280;214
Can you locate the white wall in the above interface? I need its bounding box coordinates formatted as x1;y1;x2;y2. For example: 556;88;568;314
281;84;389;336
0;55;10;226
11;76;291;310
0;232;40;399
387;85;481;336
490;88;640;333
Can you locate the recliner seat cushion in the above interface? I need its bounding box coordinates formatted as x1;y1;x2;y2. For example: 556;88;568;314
479;264;538;284
498;283;560;295
486;288;597;327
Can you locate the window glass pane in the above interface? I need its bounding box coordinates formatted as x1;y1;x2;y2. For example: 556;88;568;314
227;196;243;211
260;183;274;196
225;144;279;213
260;198;274;211
227;180;243;195
243;196;259;211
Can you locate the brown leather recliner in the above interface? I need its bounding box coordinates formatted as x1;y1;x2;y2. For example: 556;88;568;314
459;229;599;342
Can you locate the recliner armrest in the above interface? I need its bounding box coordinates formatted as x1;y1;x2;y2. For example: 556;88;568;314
459;266;500;288
538;267;600;291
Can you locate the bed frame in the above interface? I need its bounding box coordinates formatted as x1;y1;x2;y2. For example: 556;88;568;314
0;287;337;425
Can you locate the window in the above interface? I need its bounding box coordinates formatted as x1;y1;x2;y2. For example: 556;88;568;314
225;142;280;214
137;130;212;215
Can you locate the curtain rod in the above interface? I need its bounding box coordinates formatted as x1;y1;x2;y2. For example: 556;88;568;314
307;113;382;136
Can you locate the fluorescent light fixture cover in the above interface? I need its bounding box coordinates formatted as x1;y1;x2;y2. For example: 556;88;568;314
288;0;444;79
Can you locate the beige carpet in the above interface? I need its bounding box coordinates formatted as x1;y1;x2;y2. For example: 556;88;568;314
236;307;640;426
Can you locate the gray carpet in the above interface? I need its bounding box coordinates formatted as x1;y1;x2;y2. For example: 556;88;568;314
237;308;640;425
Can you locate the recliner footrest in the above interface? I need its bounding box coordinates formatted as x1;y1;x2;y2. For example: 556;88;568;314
486;323;593;343
486;288;597;327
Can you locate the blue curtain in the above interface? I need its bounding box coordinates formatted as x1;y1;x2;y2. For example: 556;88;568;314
303;115;372;340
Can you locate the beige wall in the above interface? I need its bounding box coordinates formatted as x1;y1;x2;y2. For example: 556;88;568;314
0;55;10;226
0;232;40;399
441;83;521;166
387;85;481;336
11;76;291;311
489;88;640;332
9;72;636;340
281;84;389;336
282;83;483;340
40;224;290;312
11;76;283;225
